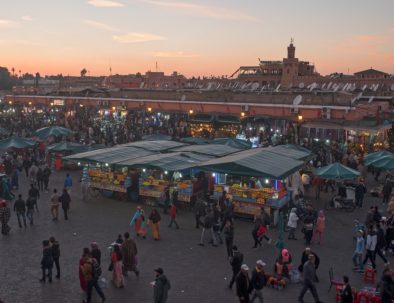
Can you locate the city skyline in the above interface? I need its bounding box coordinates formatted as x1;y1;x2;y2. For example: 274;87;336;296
0;0;393;77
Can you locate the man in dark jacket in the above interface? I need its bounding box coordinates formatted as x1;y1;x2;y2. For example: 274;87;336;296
40;240;53;283
376;223;389;265
198;208;217;246
381;268;394;303
153;267;171;303
250;260;266;303
14;194;26;228
382;180;392;205
355;180;367;208
229;245;244;289
236;264;252;303
340;276;353;303
59;189;71;220
298;247;320;272
298;254;323;303
49;236;61;279
28;184;40;212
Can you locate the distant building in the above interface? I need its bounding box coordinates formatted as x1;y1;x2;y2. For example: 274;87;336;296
236;40;318;87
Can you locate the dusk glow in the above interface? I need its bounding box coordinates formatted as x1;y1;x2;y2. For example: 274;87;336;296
0;0;393;76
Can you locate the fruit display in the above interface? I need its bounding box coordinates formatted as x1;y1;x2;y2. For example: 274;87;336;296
88;169;130;193
139;177;169;198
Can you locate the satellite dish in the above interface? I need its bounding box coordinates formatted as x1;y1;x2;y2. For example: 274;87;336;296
390;84;394;91
293;95;303;106
181;95;186;101
251;82;260;91
373;84;379;92
362;84;367;91
327;82;332;89
275;84;281;91
298;82;305;89
342;83;348;91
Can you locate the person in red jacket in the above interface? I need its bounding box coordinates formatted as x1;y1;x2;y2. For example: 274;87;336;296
168;203;179;229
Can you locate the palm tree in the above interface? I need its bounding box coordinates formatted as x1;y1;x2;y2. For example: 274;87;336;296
11;67;15;76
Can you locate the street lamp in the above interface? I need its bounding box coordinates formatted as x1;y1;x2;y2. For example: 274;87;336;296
240;111;246;118
147;107;152;113
298;115;303;121
189;109;194;115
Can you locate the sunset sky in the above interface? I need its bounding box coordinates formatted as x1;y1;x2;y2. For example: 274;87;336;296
1;0;393;77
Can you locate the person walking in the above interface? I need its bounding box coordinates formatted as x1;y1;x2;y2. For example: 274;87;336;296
28;183;40;212
49;236;61;279
26;194;35;225
363;227;377;270
340;276;353;303
130;206;147;238
298;254;323;303
13;194;26;228
380;268;394;303
37;166;44;192
229;245;244;289
153;267;171;303
163;185;170;214
149;208;162;240
42;165;51;193
91;242;101;265
352;230;365;272
122;232;139;277
194;198;206;229
40;240;53;283
198;207;217;247
81;252;106;303
302;215;314;246
0;200;11;235
236;264;252;303
79;248;90;299
223;221;235;258
287;208;299;240
50;189;60;221
355;179;367;208
250;260;266;303
375;222;389;266
313;210;326;244
64;173;73;193
59;188;71;220
111;244;124;288
168;203;179;229
382;179;392;205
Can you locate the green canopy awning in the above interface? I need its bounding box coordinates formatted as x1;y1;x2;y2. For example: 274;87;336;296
64;146;156;164
364;151;394;166
366;155;394;170
116;152;213;171
266;145;313;161
314;162;360;180
120;140;186;152
34;126;73;140
0;137;36;149
199;148;304;179
212;138;252;150
48;141;86;153
172;144;241;157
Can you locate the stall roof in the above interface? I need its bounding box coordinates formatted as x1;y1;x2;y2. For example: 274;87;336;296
211;138;252;149
190;114;213;123
116;152;213;171
265;145;312;161
64;146;156;164
199;148;304;179
171;144;241;157
120;140;186;152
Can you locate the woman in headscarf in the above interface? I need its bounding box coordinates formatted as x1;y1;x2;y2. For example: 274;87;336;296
129;206;147;238
148;208;161;240
111;244;124;288
313;210;326;245
275;248;293;278
0;200;11;235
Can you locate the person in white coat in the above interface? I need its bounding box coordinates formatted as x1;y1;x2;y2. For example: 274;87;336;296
287;208;299;240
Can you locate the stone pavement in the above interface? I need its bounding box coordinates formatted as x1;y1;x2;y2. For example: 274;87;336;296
0;170;390;303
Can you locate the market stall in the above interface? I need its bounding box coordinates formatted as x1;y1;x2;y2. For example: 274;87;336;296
200;148;304;219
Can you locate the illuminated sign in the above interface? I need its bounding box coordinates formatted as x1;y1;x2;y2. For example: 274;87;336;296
53;99;65;106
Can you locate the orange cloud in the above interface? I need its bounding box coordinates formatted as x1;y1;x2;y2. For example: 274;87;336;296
113;32;166;43
87;0;124;7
